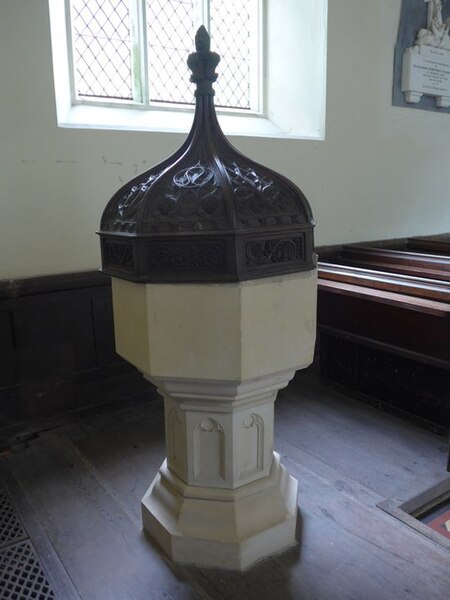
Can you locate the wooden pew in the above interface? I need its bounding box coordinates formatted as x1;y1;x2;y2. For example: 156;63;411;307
317;240;450;432
407;233;450;255
331;245;450;281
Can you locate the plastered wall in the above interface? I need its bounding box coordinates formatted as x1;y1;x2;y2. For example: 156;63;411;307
1;0;450;279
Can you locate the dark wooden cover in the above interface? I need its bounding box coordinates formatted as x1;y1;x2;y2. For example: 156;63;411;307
99;27;315;283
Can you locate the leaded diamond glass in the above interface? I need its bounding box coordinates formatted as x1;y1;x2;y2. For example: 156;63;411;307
69;0;258;110
72;0;133;99
147;0;196;105
210;0;253;109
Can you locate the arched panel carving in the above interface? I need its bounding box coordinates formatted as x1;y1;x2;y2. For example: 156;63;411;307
193;418;225;483
239;414;264;480
167;408;184;472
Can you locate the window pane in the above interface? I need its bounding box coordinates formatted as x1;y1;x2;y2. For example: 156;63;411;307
72;0;133;99
147;0;196;105
209;0;253;109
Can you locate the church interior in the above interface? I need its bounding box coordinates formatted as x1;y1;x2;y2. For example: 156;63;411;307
0;1;449;599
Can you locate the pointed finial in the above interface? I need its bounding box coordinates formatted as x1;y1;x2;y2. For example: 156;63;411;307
195;25;211;52
187;26;220;96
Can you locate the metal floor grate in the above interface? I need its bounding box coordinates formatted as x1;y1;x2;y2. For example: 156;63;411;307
0;540;55;599
0;485;56;600
0;490;27;549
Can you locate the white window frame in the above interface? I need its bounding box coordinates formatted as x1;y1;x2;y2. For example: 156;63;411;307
49;0;328;140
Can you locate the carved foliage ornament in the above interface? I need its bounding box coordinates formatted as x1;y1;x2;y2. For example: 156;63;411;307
104;242;134;269
147;241;227;272
103;157;305;235
246;237;304;267
146;161;227;232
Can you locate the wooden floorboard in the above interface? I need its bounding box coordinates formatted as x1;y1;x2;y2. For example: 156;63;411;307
277;374;448;498
2;431;201;600
278;441;449;599
1;372;449;600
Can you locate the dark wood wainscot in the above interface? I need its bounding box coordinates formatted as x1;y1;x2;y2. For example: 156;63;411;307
0;272;150;443
317;234;450;432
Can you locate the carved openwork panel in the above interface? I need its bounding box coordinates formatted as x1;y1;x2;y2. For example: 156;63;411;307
101;172;161;233
224;159;308;229
141;162;228;233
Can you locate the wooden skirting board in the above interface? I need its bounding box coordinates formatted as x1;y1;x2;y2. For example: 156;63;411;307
0;270;154;446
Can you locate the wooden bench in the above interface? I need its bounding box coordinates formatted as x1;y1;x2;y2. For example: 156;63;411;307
330;245;450;282
317;238;450;433
407;233;450;255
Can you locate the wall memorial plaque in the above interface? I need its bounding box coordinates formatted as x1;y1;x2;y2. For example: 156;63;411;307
394;0;450;113
402;46;450;106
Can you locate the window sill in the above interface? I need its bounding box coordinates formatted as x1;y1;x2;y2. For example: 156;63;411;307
57;103;323;140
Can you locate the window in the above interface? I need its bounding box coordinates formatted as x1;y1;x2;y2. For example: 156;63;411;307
49;0;328;139
69;0;261;112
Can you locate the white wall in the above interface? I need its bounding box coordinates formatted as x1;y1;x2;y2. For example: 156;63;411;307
1;0;450;280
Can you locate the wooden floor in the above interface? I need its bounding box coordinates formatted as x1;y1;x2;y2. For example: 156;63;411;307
1;372;449;600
